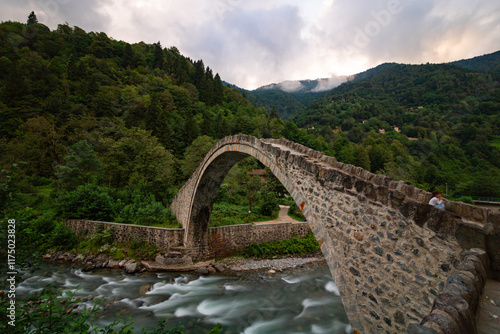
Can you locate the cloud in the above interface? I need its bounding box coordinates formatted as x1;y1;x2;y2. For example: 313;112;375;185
278;81;305;93
311;75;347;93
1;0;499;90
0;0;111;33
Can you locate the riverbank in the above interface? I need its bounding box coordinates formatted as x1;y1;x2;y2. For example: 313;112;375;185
42;250;326;276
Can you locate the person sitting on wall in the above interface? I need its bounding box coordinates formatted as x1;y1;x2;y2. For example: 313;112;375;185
429;191;445;210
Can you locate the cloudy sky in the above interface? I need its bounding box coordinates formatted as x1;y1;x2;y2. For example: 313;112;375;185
1;0;500;90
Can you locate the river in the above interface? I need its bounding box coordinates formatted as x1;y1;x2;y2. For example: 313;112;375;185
17;260;351;334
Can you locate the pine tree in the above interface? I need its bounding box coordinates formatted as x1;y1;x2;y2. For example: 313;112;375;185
123;43;134;68
269;107;279;119
213;73;224;105
27;11;38;25
152;42;164;69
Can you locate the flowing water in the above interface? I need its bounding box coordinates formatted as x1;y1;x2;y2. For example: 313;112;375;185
17;261;351;334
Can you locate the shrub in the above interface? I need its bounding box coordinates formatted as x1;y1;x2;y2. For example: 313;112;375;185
47;222;78;251
241;231;319;258
57;184;116;221
287;203;305;221
115;190;179;227
258;187;279;216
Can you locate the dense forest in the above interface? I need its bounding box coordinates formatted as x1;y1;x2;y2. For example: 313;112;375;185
1;14;499;259
292;61;500;198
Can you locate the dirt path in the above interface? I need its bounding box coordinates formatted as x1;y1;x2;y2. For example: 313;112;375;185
254;205;303;225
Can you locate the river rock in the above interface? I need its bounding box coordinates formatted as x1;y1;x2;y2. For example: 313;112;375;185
125;262;142;274
107;260;121;269
196;267;209;276
268;269;276;274
156;254;193;266
207;266;216;274
139;284;151;295
214;264;225;272
118;259;128;267
82;264;94;272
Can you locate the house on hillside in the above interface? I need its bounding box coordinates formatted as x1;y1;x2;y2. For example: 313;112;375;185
379;128;386;134
250;169;266;181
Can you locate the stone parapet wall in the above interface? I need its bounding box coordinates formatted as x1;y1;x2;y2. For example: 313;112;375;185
208;222;310;258
65;220;185;251
65;219;310;259
265;138;493;226
406;248;490;334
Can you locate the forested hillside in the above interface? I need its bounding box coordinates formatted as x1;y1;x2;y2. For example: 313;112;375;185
0;15;304;242
229;80;326;120
1;14;499;247
293;60;500;198
451;50;500;75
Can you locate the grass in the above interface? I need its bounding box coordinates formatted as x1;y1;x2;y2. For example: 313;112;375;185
210;203;277;227
240;231;319;259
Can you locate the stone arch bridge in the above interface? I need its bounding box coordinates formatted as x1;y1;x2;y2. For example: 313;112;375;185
171;135;499;333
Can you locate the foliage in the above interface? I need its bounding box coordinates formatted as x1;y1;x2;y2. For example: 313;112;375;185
57;184;117;221
114;189;179;227
241;231;320;259
210;202;277;227
0;285;222;333
291;61;500;197
181;135;216;178
287;202;305;221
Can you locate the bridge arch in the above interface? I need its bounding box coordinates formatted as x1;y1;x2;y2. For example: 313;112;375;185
171;134;495;333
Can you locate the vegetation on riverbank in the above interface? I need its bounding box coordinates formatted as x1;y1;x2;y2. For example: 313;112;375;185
0;284;222;333
240;231;320;259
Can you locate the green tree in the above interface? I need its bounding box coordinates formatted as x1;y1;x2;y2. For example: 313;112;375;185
182;135;216;178
123;43;134;67
101;127;175;187
152;41;164;69
56;141;103;190
27;11;38;25
11;116;63;177
368;144;394;173
213;73;224;105
353;144;371;170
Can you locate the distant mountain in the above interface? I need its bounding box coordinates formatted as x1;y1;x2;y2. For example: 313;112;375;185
294;61;500;130
346;62;399;83
225;49;500;120
225;78;347;120
450;50;500;75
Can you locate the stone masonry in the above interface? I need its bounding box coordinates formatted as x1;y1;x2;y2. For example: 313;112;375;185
171;134;499;334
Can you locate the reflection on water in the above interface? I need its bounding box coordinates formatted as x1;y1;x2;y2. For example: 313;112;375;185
17;261;351;334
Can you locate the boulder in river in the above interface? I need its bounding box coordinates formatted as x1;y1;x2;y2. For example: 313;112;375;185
195;267;210;276
125;261;142;274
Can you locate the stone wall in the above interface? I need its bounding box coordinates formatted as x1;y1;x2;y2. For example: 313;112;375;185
65;219;310;259
65;220;185;251
406;248;490;334
208;222;310;258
